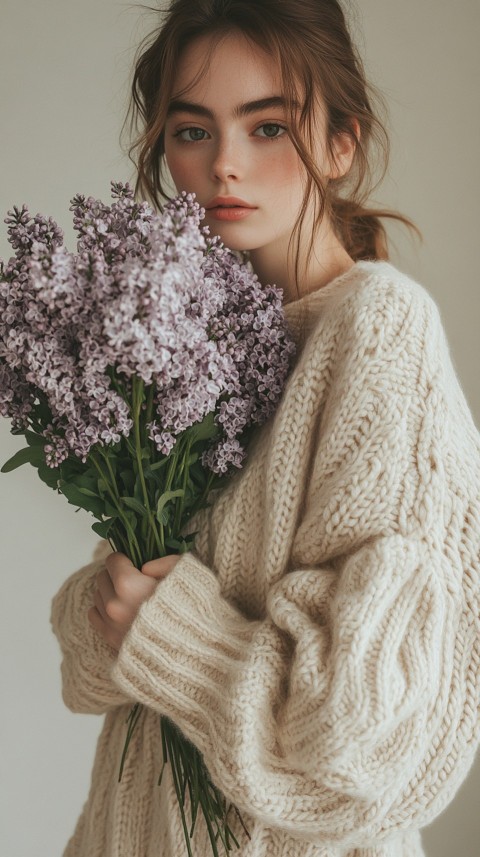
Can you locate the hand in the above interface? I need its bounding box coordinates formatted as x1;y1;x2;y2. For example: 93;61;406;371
88;551;180;651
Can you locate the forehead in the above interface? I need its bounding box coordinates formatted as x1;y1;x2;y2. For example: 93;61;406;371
171;30;286;103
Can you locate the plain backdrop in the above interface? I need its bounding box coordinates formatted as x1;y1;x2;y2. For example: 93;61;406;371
0;2;479;856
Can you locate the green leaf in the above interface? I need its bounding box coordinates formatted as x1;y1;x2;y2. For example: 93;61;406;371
92;518;115;539
156;489;184;525
148;458;169;473
157;507;169;526
25;430;47;447
123;436;137;457
104;500;120;518
188;461;210;492
58;480;105;517
142;465;160;485
123;510;137;530
150;455;168;470
74;472;99;492
34;396;54;426
134;474;145;504
1;445;45;473
107;438;122;454
37;463;61;489
97;478;108;498
120;496;149;517
179;538;191;554
58;458;83;482
76;486;100;498
165;535;193;553
188;411;220;445
119;469;135;494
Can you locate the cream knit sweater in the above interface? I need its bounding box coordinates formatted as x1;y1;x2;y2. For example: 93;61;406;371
51;259;480;857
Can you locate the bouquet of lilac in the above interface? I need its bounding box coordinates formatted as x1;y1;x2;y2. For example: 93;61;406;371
0;181;296;857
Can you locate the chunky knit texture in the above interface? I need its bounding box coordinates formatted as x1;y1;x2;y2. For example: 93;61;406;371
50;259;480;857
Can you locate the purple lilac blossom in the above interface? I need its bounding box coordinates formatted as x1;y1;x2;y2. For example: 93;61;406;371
0;182;296;473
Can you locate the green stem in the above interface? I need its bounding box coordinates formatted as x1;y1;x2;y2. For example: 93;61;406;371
145;384;157;559
145;383;155;429
132;378;164;559
165;437;181;493
165;722;195;857
118;703;143;781
98;450;139;559
90;452;142;567
157;433;183;551
103;453;120;497
174;434;192;533
161;716;247;855
191;466;217;520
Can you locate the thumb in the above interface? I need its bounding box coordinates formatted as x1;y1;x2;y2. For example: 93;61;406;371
141;555;178;579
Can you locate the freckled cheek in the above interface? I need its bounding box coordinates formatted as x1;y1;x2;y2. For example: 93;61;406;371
260;148;305;200
164;148;204;190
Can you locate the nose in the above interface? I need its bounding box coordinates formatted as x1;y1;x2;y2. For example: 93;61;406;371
209;137;244;183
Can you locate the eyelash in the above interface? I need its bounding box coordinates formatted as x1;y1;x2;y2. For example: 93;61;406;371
172;123;288;144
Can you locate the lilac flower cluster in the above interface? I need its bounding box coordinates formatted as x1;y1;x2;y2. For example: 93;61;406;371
0;182;296;474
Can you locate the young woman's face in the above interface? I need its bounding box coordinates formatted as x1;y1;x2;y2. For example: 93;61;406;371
163;31;337;254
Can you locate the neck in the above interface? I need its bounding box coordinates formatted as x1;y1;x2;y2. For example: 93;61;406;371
248;219;354;305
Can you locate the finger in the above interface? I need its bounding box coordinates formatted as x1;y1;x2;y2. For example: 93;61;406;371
104;552;141;593
88;604;104;631
88;605;120;651
96;566;116;604
104;551;138;579
141;555;178;578
93;587;109;623
95;570;133;626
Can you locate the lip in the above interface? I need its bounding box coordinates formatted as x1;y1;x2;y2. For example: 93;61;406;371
205;196;255;211
206;195;256;210
208;207;256;222
205;195;257;223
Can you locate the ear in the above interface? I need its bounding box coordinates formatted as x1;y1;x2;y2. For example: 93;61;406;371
329;117;360;180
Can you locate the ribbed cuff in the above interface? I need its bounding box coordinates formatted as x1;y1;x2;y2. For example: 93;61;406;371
111;552;258;755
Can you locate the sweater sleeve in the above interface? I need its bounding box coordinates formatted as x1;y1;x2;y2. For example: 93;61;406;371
111;282;480;850
49;506;213;716
50;539;132;714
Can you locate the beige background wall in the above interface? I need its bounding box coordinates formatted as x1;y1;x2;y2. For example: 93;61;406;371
0;2;478;855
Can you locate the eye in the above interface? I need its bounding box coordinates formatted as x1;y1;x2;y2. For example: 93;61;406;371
172;127;209;144
254;123;287;140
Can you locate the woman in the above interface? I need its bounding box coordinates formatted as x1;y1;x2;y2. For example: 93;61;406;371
51;2;480;855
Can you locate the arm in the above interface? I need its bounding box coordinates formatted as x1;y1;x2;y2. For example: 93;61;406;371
111;282;480;849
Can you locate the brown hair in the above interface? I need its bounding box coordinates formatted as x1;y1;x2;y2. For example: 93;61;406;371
121;0;422;301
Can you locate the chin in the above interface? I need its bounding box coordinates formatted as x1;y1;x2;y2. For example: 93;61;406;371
205;227;247;248
206;221;259;241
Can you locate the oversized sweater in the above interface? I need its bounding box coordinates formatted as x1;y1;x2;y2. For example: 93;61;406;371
50;258;480;857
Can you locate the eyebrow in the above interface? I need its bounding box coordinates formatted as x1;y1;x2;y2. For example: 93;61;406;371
166;95;298;120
